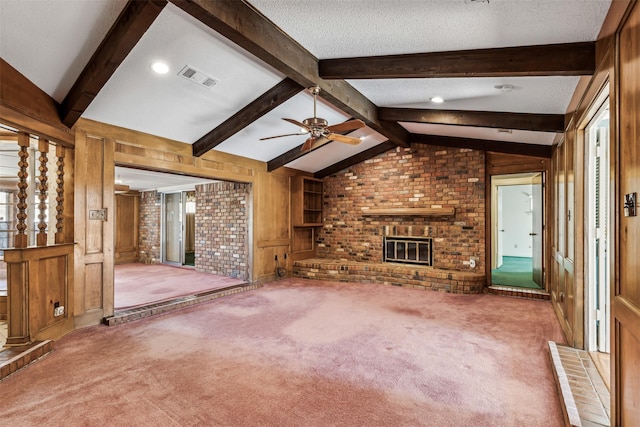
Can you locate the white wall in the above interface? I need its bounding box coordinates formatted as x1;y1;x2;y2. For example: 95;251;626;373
499;184;533;258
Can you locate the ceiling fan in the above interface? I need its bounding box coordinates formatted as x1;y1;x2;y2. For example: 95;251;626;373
260;86;366;152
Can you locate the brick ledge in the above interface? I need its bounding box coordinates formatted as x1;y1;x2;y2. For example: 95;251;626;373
294;258;485;294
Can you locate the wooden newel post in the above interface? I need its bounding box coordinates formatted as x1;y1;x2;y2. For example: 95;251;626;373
15;132;30;248
55;145;65;244
37;139;49;246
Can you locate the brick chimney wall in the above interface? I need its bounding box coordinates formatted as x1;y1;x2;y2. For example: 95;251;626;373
195;181;249;279
138;190;161;264
317;145;485;271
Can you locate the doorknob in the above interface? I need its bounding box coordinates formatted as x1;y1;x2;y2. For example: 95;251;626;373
500;229;505;232
529;233;538;236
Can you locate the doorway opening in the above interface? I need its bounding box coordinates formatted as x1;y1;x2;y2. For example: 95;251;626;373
491;172;544;289
584;91;611;387
113;166;251;311
161;190;196;267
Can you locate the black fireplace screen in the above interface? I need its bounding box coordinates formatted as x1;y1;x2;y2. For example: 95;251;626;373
384;236;433;266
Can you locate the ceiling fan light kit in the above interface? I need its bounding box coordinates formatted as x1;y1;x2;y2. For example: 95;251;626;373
260;86;365;152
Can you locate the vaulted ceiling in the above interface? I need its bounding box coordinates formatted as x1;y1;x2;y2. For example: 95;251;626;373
0;0;612;181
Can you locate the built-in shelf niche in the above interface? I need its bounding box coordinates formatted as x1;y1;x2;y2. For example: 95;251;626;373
292;176;323;227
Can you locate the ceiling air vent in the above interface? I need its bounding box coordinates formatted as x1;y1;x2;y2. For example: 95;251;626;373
178;65;218;89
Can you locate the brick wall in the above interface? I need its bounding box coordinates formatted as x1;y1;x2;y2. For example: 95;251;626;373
195;182;249;279
138;190;161;264
318;145;485;271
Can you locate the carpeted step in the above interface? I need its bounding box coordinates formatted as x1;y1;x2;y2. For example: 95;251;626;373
104;282;262;326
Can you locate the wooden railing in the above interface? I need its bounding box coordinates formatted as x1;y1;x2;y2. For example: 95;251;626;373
9;131;66;248
3;130;72;345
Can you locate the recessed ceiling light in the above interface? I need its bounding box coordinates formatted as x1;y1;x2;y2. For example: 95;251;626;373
150;61;169;74
494;84;514;92
430;96;444;104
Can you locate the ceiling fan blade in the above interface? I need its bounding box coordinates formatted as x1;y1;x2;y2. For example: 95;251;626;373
301;136;317;152
326;119;365;134
283;118;310;130
259;132;308;141
326;133;362;145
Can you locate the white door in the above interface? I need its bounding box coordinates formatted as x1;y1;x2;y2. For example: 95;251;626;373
497;186;504;268
587;100;610;353
531;173;544;286
163;192;183;265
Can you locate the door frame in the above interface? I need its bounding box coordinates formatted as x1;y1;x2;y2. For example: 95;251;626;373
485;155;550;292
581;86;612;353
490;173;544;285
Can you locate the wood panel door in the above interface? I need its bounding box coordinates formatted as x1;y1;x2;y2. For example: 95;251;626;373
73;132;114;327
115;193;139;264
613;3;640;423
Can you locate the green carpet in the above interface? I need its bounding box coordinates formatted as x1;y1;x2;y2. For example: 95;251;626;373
184;252;195;266
491;256;542;289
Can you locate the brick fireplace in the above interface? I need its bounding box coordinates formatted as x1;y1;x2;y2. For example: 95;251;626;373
294;144;487;294
317;144;485;271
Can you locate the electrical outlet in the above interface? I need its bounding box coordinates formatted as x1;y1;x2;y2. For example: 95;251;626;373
470;259;476;268
89;209;107;221
54;306;65;317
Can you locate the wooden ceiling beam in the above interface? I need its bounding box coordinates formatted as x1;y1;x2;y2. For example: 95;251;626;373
59;0;167;127
314;141;397;178
379;108;565;132
409;133;552;158
319;42;596;79
267;143;315;172
170;0;409;148
193;78;303;157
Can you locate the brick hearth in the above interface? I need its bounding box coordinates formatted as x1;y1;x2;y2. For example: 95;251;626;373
293;258;485;294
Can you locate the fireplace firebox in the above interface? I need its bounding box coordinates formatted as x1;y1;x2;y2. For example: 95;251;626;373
383;236;433;266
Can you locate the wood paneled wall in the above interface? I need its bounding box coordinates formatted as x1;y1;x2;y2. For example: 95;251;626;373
72;118;298;322
4;244;75;343
551;17;616;350
0;59;73;146
552;1;639;423
254;171;292;281
613;1;640;423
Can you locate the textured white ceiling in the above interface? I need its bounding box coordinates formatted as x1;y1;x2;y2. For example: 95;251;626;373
83;4;285;144
0;0;613;175
249;0;612;58
286;127;389;173
114;166;216;193
401;122;557;145
350;76;581;113
0;0;129;102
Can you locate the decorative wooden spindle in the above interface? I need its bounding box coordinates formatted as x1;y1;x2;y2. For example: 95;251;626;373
37;139;49;246
15;132;30;248
55;145;65;244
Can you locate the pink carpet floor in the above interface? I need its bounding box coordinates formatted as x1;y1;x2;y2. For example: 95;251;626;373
1;279;566;426
114;263;245;309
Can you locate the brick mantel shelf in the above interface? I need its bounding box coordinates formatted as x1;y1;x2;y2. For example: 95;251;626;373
362;207;456;216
